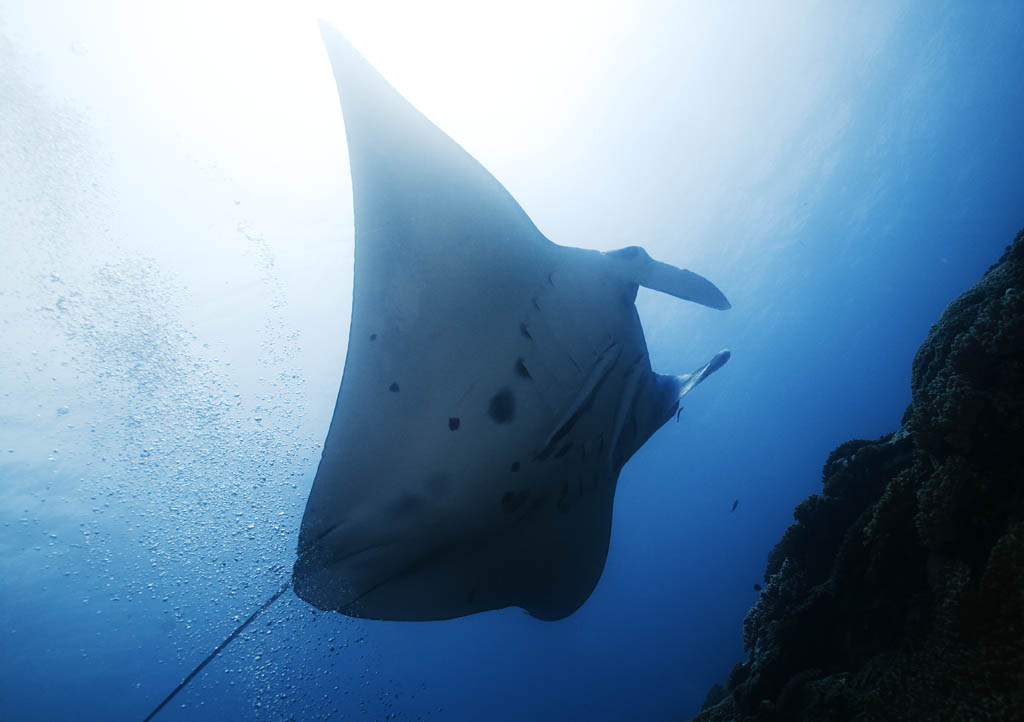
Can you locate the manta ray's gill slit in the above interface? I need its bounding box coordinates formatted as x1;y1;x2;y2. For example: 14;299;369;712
520;323;532;340
535;341;620;460
541;412;580;454
515;358;532;379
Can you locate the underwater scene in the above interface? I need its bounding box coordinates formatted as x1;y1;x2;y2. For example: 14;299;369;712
2;2;1022;721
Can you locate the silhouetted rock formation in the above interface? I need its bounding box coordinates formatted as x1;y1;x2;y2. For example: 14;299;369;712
692;230;1024;722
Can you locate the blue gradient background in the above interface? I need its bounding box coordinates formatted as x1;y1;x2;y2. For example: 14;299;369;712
2;2;1022;720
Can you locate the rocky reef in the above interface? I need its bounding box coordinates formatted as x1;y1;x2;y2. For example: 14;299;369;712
692;230;1024;722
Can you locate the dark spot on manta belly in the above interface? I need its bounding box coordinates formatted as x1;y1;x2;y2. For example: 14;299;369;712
488;388;516;424
501;490;530;514
369;333;377;341
449;417;460;431
389;382;400;392
510;461;520;472
515;358;532;379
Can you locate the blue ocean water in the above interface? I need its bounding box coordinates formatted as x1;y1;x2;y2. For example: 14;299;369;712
2;2;1022;721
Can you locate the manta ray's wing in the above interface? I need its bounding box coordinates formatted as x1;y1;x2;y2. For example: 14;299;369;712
293;23;731;622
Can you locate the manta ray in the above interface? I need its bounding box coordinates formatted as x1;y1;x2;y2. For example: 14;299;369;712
144;20;730;721
295;21;731;622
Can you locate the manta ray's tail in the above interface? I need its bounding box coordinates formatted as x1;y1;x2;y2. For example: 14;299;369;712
141;579;292;722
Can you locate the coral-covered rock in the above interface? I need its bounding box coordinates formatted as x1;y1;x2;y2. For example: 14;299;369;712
690;230;1024;722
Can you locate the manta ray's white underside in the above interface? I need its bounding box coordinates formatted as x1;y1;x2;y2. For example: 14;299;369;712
293;22;731;622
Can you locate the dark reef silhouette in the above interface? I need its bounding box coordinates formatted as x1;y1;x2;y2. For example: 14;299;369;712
691;230;1024;722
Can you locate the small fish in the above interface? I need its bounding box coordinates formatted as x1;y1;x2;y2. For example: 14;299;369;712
731;499;738;512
